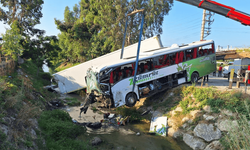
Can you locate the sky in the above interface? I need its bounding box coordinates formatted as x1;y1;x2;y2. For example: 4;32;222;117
1;0;250;49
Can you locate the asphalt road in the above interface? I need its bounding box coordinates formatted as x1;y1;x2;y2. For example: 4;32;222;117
187;73;250;94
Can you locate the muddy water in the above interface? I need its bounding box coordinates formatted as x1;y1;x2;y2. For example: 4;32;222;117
63;94;191;150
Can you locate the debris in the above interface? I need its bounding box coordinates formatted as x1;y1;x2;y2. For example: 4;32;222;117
49;99;63;107
103;113;110;119
72;119;78;123
91;137;102;146
141;109;151;116
117;116;130;126
149;116;168;136
44;85;58;92
86;122;102;129
108;114;115;119
80;106;89;115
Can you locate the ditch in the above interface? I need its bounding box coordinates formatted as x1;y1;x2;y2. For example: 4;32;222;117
63;93;191;150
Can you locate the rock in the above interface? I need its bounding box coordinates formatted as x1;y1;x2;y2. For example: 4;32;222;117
188;120;193;124
182;123;188;129
190;110;202;119
203;114;215;121
29;128;37;139
151;110;163;118
194;123;221;142
17;68;24;75
204;141;223;150
2;117;11;124
183;133;207;150
203;105;212;113
119;128;135;135
0;124;9;135
18;57;24;64
136;132;140;136
91;137;102;146
168;128;182;139
167;117;175;127
217;119;238;132
182;117;191;123
171;107;183;116
221;109;233;116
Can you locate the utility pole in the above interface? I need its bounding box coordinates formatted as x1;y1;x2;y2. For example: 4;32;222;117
200;9;206;41
200;10;214;40
200;9;214;86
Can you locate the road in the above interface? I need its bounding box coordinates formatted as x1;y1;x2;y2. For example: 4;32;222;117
187;73;250;94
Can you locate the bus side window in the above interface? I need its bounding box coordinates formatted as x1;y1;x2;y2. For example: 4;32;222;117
109;71;114;84
185;50;192;60
203;49;208;55
139;63;145;73
193;48;197;58
179;51;184;63
198;49;204;57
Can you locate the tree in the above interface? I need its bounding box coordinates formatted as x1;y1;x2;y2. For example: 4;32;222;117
0;0;44;35
55;0;173;62
1;20;23;60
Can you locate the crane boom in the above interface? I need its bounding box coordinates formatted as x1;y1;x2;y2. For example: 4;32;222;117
176;0;250;26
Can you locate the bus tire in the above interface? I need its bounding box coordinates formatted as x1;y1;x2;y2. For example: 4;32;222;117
191;72;199;83
125;93;137;107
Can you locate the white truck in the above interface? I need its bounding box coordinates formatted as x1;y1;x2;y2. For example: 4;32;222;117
223;58;250;80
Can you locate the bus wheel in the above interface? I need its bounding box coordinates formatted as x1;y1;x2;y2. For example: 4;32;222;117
125;93;137;107
191;72;199;83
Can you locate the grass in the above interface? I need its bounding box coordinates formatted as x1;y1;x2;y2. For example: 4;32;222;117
220;101;250;149
55;62;81;72
0;58;61;149
65;97;81;106
38;109;92;150
115;107;143;122
91;106;98;113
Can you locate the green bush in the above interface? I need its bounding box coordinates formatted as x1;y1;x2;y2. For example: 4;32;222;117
116;107;143;122
38;109;90;150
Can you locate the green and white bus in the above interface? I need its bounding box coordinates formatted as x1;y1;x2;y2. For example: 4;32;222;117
86;40;216;107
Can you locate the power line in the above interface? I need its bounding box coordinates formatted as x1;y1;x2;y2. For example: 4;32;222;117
166;18;201;30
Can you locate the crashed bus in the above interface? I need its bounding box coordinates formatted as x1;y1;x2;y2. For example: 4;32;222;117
53;35;163;94
84;39;216;108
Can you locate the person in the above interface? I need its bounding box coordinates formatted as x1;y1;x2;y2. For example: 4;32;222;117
218;65;223;77
203;75;209;82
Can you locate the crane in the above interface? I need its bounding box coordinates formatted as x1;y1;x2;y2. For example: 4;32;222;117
176;0;250;26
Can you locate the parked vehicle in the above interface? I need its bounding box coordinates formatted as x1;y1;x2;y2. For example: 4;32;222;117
223;58;250;80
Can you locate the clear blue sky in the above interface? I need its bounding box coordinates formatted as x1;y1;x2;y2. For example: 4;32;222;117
1;0;250;49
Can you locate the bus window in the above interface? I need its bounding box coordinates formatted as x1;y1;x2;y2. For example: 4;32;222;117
185;49;194;60
198;43;214;57
179;51;184;63
193;48;197;58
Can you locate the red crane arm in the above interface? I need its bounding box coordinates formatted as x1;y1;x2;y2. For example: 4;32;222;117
176;0;250;26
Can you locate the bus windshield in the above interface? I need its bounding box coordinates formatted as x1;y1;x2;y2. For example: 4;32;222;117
86;68;102;94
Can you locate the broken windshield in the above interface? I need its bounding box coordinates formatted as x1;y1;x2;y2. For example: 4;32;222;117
86;68;102;94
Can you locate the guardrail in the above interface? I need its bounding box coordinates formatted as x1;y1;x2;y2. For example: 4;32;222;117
0;55;16;76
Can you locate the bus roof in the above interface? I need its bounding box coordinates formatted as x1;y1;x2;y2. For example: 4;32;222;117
95;39;214;72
